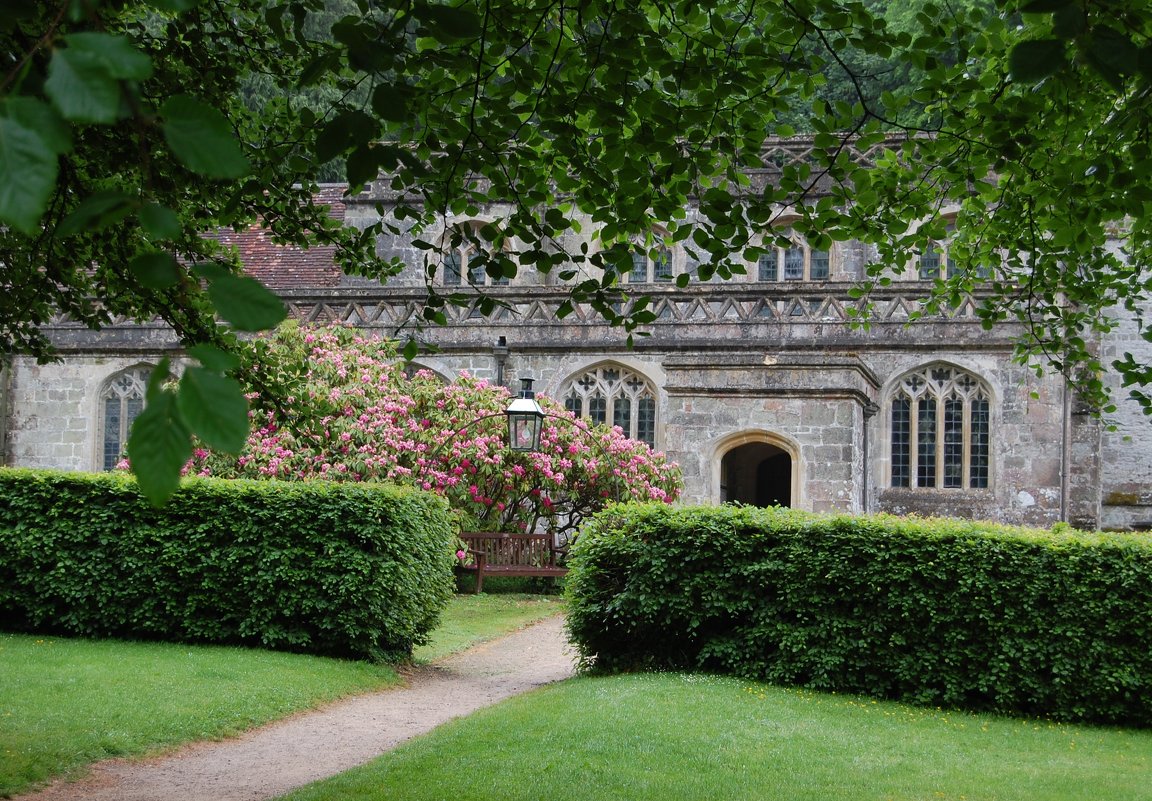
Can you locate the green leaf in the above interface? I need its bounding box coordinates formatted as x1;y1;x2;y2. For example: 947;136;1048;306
64;33;152;80
1087;26;1139;77
57;190;134;238
346;143;379;187
402;338;419;360
1008;39;1067;83
44;46;123;124
1051;5;1086;37
187;343;241;372
371;84;410;122
207;274;287;330
127;387;191;506
1018;0;1074;11
130;252;181;289
416;2;482;40
177;367;249;453
161;95;250;178
192;261;231;282
0;116;58;234
0;97;72;153
140;203;182;240
146;0;203;10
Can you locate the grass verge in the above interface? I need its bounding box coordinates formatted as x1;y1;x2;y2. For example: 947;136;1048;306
278;673;1152;801
0;593;561;797
413;593;563;663
0;634;399;798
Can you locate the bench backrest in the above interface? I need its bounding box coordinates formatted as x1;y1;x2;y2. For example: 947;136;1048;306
460;532;556;567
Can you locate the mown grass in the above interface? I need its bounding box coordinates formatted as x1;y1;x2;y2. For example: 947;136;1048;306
0;593;561;798
412;593;563;662
0;634;398;798
279;673;1152;801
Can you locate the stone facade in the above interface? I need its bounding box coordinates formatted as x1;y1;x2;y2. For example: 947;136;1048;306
4;170;1151;531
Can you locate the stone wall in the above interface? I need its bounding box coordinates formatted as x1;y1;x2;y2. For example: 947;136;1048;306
4;186;1146;530
1098;297;1152;530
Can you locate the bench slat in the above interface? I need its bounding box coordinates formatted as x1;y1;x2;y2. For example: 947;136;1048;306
458;532;568;593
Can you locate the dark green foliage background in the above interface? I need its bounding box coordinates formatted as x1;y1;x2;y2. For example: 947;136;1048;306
565;504;1152;726
0;469;456;661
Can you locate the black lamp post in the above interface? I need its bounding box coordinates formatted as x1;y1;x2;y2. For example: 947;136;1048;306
506;377;545;452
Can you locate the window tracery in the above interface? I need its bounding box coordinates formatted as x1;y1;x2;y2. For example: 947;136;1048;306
560;364;658;447
889;365;990;490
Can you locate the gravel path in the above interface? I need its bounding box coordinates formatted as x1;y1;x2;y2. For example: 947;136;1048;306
16;615;575;801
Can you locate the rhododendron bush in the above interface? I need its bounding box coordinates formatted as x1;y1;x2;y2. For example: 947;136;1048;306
189;324;682;538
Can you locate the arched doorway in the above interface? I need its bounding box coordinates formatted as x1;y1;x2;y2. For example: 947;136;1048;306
721;442;792;507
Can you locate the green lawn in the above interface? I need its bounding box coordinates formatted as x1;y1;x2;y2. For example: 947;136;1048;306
0;594;562;798
412;593;563;662
0;634;398;797
279;673;1152;801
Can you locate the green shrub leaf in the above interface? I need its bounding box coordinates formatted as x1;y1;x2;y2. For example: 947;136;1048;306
207;274;287;331
161;95;250;178
130;252;181;289
177;367;249;453
127;389;192;506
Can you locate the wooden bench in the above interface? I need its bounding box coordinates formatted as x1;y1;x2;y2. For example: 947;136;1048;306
458;532;568;593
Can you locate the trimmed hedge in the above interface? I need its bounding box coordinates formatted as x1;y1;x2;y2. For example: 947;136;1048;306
0;469;456;661
565;503;1152;726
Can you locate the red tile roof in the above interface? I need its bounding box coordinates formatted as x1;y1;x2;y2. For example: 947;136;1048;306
213;185;347;289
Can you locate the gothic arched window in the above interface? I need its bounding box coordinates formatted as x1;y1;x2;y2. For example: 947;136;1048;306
890;365;990;489
100;367;151;470
559;365;658;448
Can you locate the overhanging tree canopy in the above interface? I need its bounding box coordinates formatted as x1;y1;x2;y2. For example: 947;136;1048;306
2;0;1151;501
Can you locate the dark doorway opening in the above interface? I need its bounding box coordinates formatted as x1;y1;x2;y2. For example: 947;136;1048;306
721;442;792;507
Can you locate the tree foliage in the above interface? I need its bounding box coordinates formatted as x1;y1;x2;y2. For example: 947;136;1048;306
186;324;682;537
3;0;1152;500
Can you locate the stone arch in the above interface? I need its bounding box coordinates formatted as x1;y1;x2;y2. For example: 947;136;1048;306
712;430;802;508
401;359;453;384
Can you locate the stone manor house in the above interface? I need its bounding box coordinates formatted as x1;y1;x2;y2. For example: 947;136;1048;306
3;139;1151;531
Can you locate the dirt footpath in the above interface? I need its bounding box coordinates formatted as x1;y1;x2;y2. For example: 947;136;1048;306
16;615;575;801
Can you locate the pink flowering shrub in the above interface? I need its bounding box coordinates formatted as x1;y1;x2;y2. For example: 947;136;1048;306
189;323;682;539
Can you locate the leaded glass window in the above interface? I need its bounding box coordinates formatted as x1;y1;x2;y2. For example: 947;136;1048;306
889;365;992;490
440;224;508;286
559;365;658;448
758;253;777;281
755;232;833;282
891;398;911;487
919;224;971;280
630;252;648;283
810;249;830;280
444;252;463;285
630;246;674;283
101;367;150;471
564;392;582;417
783;245;804;280
919;247;941;279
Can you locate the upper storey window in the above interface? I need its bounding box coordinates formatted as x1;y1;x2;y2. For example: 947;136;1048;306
914;221;990;280
890;365;991;490
629;246;674;284
918;225;958;280
441;223;509;287
757;233;830;281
